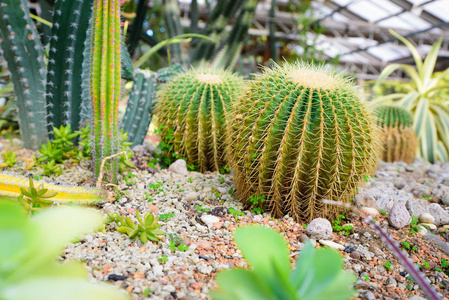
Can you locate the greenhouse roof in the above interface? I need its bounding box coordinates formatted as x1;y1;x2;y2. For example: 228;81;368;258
179;0;449;80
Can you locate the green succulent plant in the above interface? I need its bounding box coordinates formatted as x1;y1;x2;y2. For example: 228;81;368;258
229;62;379;222
0;151;17;168
41;160;62;176
156;67;244;172
17;177;58;213
38;141;64;163
210;226;356;300
0;200;130;300
374;30;449;163
52;124;80;151
374;105;417;163
108;210;165;244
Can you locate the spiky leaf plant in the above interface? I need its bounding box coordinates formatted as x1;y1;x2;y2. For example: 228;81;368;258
374;105;416;163
156;67;244;172
229;62;379;222
90;0;121;183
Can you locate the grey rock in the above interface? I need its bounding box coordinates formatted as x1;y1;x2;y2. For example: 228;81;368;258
442;190;449;206
441;176;449;187
168;159;188;176
394;178;406;190
365;291;375;300
132;144;150;154
406;198;429;218
306;218;332;240
428;203;449;226
350;250;361;260
355;188;412;213
405;165;415;172
298;234;309;243
408;296;427;300
388;203;411;229
387;277;397;288
411;184;431;199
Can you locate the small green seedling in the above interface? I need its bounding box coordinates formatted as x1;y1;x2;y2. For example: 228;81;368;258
143;287;152;297
158;255;168;263
159;212;175;222
228;207;244;221
380;209;387;216
18;177;58;213
249;194;265;214
362;274;370;281
384;261;392;271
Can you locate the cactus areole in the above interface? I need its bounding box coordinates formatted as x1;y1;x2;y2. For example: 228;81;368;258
90;0;121;182
229;62;379;222
156;68;244;172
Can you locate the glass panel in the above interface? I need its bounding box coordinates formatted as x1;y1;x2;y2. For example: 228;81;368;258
348;0;391;22
424;0;449;22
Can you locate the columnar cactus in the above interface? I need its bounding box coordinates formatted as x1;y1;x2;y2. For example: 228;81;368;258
121;70;157;147
90;0;121;182
46;0;94;135
374;105;416;163
0;0;48;149
156;67;244;172
229;62;379;222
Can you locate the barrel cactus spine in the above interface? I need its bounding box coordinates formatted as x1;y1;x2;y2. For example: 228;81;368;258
90;0;121;183
156;67;244;172
374;105;416;163
229;62;380;222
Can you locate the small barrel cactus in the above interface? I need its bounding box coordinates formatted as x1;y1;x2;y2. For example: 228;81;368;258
228;62;379;222
374;105;416;163
155;67;244;172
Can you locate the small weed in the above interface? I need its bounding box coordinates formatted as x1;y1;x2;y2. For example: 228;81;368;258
195;205;210;213
157;255;168;263
362;274;370;281
149;181;163;191
168;233;188;252
420;195;432;201
406;277;414;291
408;216;420;236
219;165;230;174
384;261;392;271
159;212;175;222
302;223;308;229
123;171;135;185
421;260;430;269
362;175;371;183
218;177;225;184
143;287;152;297
188;177;193;183
248;194;265;214
342;224;354;236
380;209;387;216
228;207;244;221
332;214;349;233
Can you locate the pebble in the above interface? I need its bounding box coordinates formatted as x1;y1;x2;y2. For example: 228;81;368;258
419;212;435;224
344;245;356;253
318;240;345;250
298;234;309;243
360;207;379;217
406;198;429;218
185;192;200;202
200;215;220;226
420;223;437;230
168;159;188;176
387;203;411;229
350;251;361;260
306;218;332;240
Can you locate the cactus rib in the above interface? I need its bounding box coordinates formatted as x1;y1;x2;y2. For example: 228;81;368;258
0;174;103;204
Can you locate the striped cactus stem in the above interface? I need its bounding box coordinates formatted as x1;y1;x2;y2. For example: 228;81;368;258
374;105;416;163
156;67;244;172
229;62;380;222
90;0;122;183
46;0;94;135
0;0;48;149
0;173;103;205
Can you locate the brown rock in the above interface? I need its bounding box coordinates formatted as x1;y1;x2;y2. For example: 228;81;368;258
350;251;361;260
213;222;224;229
196;241;212;250
298;234;309;243
148;205;160;214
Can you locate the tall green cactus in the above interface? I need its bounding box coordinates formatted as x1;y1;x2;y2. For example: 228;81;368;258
121;70;157;147
90;0;121;182
0;0;48;149
121;64;182;147
229;62;379;222
163;0;183;63
46;0;94;134
374;105;416;163
156;67;244;172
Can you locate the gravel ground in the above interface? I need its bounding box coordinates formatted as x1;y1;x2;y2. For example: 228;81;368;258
2;139;449;300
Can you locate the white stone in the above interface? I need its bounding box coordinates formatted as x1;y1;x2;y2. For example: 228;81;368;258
201;214;220;226
428;203;449;226
420;223;437;230
185;192;200;202
168;159;188;176
318;240;345;250
360;207;379;217
418;213;435;224
306;218;332;240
